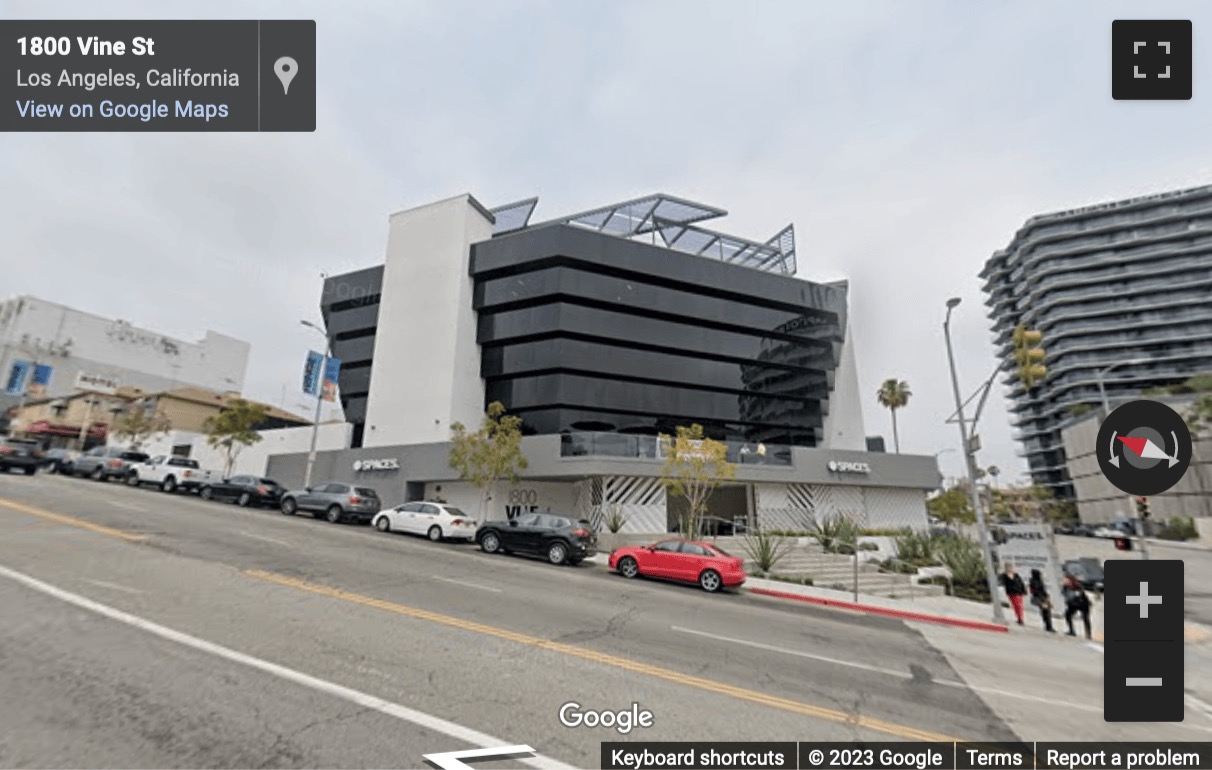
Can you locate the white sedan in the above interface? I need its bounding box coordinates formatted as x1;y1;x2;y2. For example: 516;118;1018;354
372;502;478;542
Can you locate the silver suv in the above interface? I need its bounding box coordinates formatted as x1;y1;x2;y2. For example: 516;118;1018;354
72;446;150;481
279;482;381;524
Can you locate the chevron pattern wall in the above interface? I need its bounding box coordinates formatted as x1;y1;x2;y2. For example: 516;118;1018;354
575;475;668;533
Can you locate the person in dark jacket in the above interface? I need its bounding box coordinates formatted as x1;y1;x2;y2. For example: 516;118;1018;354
1000;565;1027;625
1028;569;1056;632
1063;573;1092;638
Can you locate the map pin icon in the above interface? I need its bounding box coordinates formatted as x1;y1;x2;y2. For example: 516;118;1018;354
274;56;298;95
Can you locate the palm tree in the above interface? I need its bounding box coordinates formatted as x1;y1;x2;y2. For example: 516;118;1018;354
876;379;912;453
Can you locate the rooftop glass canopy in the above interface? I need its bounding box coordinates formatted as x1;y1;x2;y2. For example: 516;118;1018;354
489;193;797;275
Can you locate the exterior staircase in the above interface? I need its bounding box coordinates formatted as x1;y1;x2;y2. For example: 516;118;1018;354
708;536;948;600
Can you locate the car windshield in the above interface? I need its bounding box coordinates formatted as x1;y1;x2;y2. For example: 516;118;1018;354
354;487;378;497
710;545;733;557
122;452;149;461
259;478;278;485
444;507;467;517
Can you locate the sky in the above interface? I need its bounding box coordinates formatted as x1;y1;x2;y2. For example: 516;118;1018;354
4;0;1212;485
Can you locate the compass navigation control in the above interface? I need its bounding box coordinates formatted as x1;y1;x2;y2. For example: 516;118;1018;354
1096;400;1192;496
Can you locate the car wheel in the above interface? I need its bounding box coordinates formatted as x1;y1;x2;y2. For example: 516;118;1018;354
699;569;723;593
618;556;640;579
126;474;140;487
375;516;390;532
24;466;36;476
237;492;251;507
161;477;176;493
90;467;103;481
480;532;501;553
200;486;213;501
547;541;568;565
325;505;343;524
281;497;296;516
427;525;442;542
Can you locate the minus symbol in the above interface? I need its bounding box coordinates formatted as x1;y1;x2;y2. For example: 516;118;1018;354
1126;677;1163;686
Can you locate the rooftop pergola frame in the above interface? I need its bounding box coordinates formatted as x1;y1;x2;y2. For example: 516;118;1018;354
489;194;797;275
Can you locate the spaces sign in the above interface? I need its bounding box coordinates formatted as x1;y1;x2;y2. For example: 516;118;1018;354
353;458;399;472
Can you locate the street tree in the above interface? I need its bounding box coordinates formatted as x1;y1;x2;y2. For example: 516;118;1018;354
658;424;736;537
875;379;912;453
926;486;974;526
448;401;529;521
111;400;172;451
203;399;270;477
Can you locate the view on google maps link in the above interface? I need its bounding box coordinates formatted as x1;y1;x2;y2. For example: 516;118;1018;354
0;2;1211;769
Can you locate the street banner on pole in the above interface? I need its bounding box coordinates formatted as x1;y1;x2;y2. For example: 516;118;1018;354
302;351;323;396
28;364;53;398
4;360;31;395
321;357;341;402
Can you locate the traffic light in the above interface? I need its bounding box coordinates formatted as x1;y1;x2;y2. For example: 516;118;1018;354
1135;496;1151;519
1012;325;1047;389
1115;536;1133;551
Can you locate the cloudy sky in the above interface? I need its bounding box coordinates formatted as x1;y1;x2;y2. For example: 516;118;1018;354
4;0;1212;484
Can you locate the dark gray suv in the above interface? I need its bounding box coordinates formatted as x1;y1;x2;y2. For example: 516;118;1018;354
279;482;381;524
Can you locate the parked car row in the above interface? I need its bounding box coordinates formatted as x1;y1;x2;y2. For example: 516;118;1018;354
12;453;743;593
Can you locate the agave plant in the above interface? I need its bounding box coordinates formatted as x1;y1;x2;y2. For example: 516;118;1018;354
742;529;794;576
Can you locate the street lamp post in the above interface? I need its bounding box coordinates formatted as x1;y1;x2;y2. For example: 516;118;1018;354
1096;360;1150;559
944;297;1005;623
301;320;331;490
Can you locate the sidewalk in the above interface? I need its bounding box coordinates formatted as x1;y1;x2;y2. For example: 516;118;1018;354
744;575;1212;644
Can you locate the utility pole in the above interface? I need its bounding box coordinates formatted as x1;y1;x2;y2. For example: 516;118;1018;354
301;320;331;489
1097;361;1151;560
944;297;1005;623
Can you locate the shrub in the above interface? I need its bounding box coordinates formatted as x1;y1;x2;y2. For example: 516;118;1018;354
743;530;794;574
935;535;986;585
861;528;911;537
602;504;630;534
810;514;861;554
895;530;937;564
879;559;917;575
1157;516;1198;541
768;574;814;586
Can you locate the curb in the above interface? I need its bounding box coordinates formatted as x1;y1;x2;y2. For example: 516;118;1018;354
746;586;1010;634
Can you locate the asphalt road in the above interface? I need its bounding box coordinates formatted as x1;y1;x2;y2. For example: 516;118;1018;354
0;471;1206;768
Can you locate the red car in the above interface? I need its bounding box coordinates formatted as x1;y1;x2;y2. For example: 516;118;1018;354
608;538;746;592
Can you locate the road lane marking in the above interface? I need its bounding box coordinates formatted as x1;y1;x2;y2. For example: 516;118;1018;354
0;497;147;542
671;627;1212;733
84;579;145;595
433;576;502;593
243;569;959;742
0;563;577;770
671;625;1108;713
239;531;291;547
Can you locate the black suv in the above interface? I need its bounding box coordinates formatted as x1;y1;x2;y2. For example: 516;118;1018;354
0;438;44;475
476;513;597;565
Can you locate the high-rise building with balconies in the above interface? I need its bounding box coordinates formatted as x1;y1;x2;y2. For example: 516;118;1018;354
981;185;1212;498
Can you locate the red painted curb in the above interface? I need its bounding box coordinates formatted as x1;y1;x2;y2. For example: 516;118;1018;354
747;586;1010;633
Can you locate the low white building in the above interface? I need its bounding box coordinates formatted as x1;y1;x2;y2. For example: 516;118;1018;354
139;422;353;479
0;295;250;410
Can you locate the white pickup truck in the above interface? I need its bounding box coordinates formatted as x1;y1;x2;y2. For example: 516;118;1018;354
128;455;221;493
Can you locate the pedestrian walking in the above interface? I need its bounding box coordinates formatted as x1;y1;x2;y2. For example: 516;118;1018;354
1028;568;1055;632
1062;573;1092;639
1000;565;1027;625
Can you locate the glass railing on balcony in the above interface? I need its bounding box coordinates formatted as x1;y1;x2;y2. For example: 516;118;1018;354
558;431;794;466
